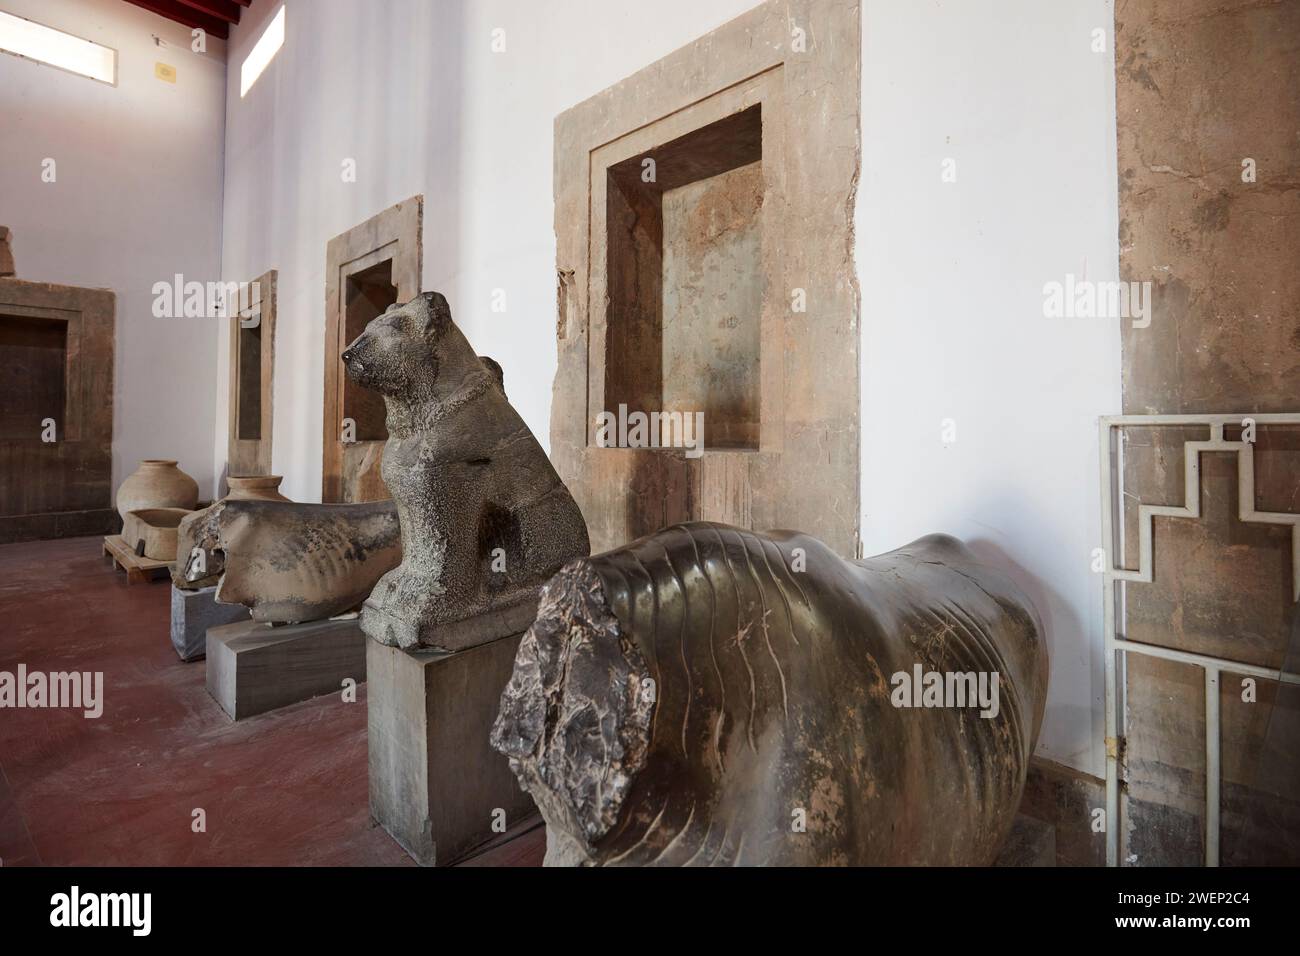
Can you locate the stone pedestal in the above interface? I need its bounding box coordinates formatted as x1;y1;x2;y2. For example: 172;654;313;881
170;585;248;661
367;632;535;866
206;618;366;720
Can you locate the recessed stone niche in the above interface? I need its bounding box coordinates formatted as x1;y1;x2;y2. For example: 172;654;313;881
227;268;276;479
236;323;261;439
0;275;116;543
606;106;763;450
343;259;397;443
323;196;422;502
0;314;67;441
552;0;861;554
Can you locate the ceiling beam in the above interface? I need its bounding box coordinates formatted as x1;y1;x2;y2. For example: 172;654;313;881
176;0;242;26
122;0;230;39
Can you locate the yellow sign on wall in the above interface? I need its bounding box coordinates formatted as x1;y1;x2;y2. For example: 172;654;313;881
155;62;176;84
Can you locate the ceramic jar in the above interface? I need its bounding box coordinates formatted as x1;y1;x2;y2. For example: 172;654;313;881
225;475;290;502
116;459;199;520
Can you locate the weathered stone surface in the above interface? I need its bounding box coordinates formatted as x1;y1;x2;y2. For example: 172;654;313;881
343;292;589;651
180;499;401;624
172;477;294;589
492;523;1048;866
173;502;226;589
1114;0;1300;865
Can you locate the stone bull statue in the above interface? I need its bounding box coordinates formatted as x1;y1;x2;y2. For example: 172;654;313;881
176;499;401;624
491;522;1048;866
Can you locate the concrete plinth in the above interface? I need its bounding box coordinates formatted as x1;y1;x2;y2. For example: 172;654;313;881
170;585;248;662
367;632;535;866
206;618;366;721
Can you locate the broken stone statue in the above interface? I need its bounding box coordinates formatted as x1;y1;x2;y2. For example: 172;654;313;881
177;499;401;624
342;291;589;651
491;523;1048;866
173;476;297;590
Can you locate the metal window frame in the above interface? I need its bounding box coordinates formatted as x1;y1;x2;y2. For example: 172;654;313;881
1100;413;1300;867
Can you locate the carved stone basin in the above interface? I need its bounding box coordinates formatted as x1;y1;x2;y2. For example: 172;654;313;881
123;507;192;561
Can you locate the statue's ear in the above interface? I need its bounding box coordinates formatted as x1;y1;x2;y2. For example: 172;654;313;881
479;356;505;396
421;291;452;334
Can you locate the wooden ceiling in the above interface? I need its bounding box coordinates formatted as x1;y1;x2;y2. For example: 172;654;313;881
122;0;252;41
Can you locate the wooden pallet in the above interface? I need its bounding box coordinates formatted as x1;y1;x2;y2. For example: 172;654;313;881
102;535;172;584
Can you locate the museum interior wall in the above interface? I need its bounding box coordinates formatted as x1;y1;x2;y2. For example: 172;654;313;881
857;0;1122;780
0;0;226;500
214;0;1126;797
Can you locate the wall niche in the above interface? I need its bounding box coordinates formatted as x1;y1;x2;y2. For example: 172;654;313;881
606;105;763;451
322;196;422;502
0;315;67;441
552;0;861;554
343;259;397;444
227;268;276;480
0;276;116;543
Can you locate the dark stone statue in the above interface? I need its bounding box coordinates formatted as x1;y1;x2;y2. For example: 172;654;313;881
491;522;1048;866
342;292;589;651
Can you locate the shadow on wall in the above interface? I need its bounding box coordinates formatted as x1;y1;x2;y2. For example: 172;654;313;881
961;493;1097;772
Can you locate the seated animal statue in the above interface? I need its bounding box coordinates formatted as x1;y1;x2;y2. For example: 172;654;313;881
342;291;589;651
491;523;1048;866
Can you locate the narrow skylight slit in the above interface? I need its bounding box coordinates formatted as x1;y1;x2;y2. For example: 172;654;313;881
240;5;285;98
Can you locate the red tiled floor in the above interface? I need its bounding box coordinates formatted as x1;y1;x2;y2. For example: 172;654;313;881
0;536;465;866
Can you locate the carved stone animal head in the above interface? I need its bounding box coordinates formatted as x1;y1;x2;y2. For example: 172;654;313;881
341;291;489;403
490;560;655;861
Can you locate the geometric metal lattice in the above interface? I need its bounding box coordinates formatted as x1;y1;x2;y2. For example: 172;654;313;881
1099;413;1300;867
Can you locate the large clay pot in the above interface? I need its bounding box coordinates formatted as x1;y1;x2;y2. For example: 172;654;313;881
225;475;290;502
116;459;199;520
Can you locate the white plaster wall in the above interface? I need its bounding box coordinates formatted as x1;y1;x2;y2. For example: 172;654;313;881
218;0;764;504
0;0;226;495
858;0;1122;777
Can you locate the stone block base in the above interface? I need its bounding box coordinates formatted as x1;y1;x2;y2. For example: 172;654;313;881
367;631;535;866
206;618;366;720
170;585;248;662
